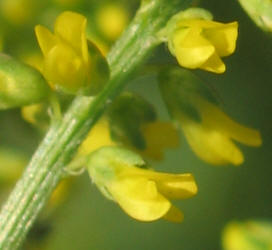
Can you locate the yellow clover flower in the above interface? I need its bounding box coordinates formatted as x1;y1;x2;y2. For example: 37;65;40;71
35;11;108;94
222;220;272;250
168;15;238;73
159;67;262;166
96;3;129;41
87;146;197;222
0;0;38;26
179;98;261;165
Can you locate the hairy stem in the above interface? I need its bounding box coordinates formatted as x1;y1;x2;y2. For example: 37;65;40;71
0;0;190;249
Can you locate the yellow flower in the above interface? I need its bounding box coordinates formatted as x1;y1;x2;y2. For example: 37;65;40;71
35;11;108;94
169;19;238;73
222;220;272;250
88;146;197;222
96;3;129;41
139;121;179;161
77;118;116;156
0;0;38;26
179;98;262;165
159;67;262;166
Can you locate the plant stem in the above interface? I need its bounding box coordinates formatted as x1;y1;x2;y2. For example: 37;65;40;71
0;0;190;249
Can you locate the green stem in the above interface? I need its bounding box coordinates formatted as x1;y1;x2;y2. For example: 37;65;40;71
0;0;190;249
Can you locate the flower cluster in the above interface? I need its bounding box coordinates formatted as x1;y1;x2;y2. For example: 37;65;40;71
166;8;238;73
35;11;109;94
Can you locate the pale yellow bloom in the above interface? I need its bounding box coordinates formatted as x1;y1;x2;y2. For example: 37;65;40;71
0;0;37;25
170;19;238;73
96;3;129;41
179;98;262;165
222;220;272;250
77;118;116;156
35;11;108;94
139;121;179;161
88;146;197;222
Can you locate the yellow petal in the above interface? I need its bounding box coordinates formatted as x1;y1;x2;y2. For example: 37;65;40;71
35;25;57;56
44;43;86;91
199;100;262;147
180;119;244;165
163;205;184;223
108;177;171;221
173;27;215;69
177;19;224;30
77;118;116;156
199;52;226;73
117;167;197;199
154;173;198;199
54;11;88;63
203;22;238;57
140;121;179;161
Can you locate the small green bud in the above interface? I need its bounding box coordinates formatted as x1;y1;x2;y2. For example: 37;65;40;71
238;0;272;32
0;53;51;109
107;92;156;149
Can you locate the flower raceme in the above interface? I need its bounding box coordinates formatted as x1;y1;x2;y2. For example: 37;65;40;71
166;9;238;73
87;146;197;222
35;11;109;95
159;68;262;166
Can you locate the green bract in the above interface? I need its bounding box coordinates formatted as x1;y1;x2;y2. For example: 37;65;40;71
108;92;156;149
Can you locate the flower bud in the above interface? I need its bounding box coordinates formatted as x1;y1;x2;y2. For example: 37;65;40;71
0;53;51;109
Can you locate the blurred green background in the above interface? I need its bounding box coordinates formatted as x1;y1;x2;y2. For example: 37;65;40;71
0;0;272;249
